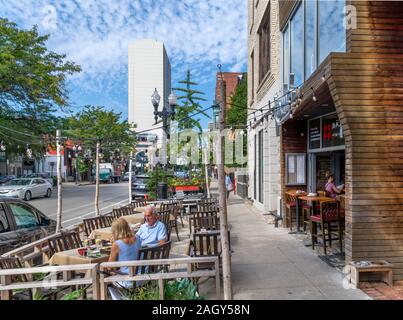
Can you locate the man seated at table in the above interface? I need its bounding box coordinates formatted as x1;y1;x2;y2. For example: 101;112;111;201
136;206;167;247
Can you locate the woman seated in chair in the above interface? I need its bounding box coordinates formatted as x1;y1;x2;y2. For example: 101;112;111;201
108;218;142;282
325;173;344;199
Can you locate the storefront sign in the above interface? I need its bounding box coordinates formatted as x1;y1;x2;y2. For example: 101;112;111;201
322;114;344;148
309;118;321;149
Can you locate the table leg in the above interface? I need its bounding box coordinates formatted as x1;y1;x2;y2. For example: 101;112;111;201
296;197;301;232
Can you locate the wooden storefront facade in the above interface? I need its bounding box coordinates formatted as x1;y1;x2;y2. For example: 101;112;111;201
279;0;403;281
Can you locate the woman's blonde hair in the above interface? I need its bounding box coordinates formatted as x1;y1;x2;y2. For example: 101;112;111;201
111;218;133;241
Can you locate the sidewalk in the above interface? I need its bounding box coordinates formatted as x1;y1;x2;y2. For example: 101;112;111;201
211;181;370;300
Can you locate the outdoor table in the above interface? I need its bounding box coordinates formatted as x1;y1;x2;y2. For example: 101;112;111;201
134;204;161;213
48;247;109;266
285;190;307;233
121;213;145;224
298;196;335;216
89;224;141;241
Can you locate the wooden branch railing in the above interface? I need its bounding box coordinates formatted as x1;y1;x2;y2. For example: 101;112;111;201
0;264;99;300
99;257;220;300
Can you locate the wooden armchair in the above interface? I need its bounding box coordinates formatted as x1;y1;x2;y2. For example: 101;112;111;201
189;210;219;235
158;209;172;242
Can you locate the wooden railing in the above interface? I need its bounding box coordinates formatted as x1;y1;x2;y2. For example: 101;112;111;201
0;263;99;300
99;257;220;300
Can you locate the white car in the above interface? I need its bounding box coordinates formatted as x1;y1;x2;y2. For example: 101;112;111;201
0;178;53;201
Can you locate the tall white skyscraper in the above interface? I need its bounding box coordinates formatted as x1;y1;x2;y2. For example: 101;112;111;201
128;39;171;140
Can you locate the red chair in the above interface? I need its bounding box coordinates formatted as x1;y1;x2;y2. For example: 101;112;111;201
310;200;343;255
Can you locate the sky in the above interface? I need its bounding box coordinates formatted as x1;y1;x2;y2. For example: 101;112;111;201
0;0;248;129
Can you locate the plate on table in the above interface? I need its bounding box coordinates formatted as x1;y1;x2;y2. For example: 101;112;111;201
307;193;317;197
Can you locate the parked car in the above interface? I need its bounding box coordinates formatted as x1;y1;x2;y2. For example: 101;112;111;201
122;172;136;182
0;175;17;186
0;178;53;201
23;173;54;186
0;197;56;254
131;175;150;199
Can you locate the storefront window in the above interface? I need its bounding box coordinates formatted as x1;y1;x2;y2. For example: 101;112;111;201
286;153;306;185
322;114;344;148
282;0;346;87
283;25;290;87
305;0;316;79
309;118;321;149
318;0;346;64
291;3;304;86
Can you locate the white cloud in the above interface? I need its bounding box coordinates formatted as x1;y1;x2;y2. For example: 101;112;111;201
0;0;247;114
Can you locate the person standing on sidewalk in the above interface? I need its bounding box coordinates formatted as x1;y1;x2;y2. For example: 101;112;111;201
225;174;234;199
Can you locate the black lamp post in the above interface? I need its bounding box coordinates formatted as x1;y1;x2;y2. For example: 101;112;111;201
212;100;221;130
151;88;177;138
72;144;82;184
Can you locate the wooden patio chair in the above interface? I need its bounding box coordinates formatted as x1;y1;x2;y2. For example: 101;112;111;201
82;215;113;237
61;229;83;250
285;192;297;231
310;200;343;255
187;231;221;271
0;257;71;300
136;241;172;275
158;209;172;242
189;210;219;235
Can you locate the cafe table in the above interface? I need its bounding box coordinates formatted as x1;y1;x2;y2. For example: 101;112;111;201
134;204;161;213
89;224;141;241
285;190;307;233
298;195;335;216
48;247;109;266
121;213;145;224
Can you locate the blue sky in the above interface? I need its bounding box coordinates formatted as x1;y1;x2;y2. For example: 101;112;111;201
0;0;247;129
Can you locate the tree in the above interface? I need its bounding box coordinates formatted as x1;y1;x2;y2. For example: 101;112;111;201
226;73;247;167
173;70;209;132
0;18;80;161
227;73;247;126
65;106;136;215
0;18;81;115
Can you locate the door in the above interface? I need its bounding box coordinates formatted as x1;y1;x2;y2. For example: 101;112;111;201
0;204;21;254
7;202;45;247
36;179;48;196
29;179;41;197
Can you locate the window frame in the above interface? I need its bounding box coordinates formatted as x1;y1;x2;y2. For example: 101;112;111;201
0;204;10;233
7;202;40;230
285;153;307;186
258;6;271;84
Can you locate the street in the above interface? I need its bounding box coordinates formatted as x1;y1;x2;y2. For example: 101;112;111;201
30;182;131;228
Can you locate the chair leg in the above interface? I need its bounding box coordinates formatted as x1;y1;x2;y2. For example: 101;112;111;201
311;221;315;250
328;222;332;247
175;223;180;241
179;213;184;228
320;222;327;255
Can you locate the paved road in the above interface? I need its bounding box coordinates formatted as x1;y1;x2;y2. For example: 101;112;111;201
29;182;131;228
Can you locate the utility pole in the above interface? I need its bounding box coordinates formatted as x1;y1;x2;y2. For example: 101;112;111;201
129;150;133;203
56;129;62;232
217;66;233;299
204;145;210;198
95;140;100;216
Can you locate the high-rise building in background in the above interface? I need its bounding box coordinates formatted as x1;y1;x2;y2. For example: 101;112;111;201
128;39;171;167
128;39;171;139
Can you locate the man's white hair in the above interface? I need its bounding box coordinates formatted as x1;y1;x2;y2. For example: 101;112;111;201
145;205;157;215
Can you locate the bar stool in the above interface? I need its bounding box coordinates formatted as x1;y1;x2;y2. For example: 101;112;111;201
285;193;297;231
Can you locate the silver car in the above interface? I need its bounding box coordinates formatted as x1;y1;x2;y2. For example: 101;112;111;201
0;178;53;201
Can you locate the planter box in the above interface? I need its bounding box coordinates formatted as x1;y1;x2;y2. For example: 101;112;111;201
175;185;200;192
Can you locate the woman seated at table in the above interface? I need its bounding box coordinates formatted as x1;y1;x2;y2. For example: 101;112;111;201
325;173;344;199
108;218;142;282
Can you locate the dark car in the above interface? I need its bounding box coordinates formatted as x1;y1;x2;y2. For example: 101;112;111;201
0;197;56;255
0;175;17;185
131;175;150;199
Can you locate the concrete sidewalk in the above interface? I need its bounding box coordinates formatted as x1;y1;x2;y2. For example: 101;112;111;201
226;194;370;300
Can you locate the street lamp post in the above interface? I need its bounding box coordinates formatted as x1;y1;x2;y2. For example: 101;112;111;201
72;144;82;185
151;89;177;199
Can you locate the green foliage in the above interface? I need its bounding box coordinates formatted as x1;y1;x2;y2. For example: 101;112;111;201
123;279;204;300
65;105;137;160
62;288;87;300
146;168;173;200
227;73;247;126
33;291;49;300
0;18;81;158
0;18;81;113
173;70;209;132
226;73;247;167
